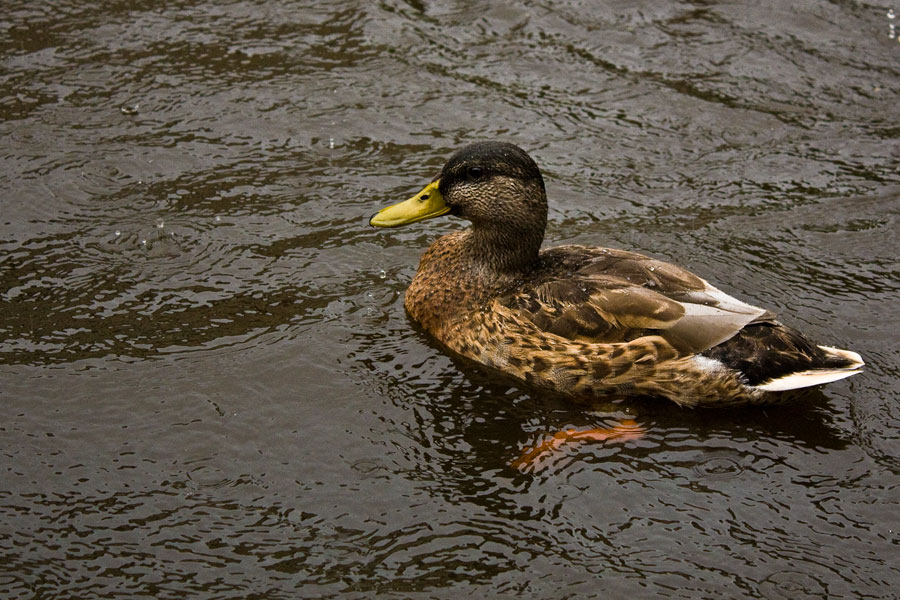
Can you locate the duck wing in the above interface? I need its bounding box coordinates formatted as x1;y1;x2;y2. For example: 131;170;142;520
501;246;772;354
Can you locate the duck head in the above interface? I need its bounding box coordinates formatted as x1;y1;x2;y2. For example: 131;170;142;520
371;142;547;233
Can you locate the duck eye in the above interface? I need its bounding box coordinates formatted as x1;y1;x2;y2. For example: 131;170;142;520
466;166;484;179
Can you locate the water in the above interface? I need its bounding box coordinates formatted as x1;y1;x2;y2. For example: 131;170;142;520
1;1;898;598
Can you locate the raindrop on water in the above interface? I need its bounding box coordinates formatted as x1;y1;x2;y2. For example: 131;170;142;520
156;219;165;229
328;137;335;149
693;453;744;480
351;459;385;476
379;269;386;279
114;230;121;237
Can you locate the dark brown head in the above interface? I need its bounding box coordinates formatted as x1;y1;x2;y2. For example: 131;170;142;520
437;142;547;234
371;142;548;273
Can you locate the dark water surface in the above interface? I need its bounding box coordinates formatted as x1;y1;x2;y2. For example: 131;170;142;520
2;1;899;598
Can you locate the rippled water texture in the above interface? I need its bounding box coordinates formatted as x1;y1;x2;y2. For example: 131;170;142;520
2;1;899;598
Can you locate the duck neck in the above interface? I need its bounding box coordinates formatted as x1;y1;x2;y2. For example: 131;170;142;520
469;224;544;277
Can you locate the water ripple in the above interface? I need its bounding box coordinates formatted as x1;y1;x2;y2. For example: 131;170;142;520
1;0;898;598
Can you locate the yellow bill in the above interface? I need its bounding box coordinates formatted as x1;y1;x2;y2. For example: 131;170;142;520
370;180;449;228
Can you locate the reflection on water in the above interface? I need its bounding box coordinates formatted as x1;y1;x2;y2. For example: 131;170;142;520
1;0;899;598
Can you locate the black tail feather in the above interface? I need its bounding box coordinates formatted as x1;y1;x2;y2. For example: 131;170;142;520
702;322;856;386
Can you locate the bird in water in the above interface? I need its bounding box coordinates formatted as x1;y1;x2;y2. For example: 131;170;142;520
370;142;864;411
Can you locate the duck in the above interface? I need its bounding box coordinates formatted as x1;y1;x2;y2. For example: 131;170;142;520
370;141;864;408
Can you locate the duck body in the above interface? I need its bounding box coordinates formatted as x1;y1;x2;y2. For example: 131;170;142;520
371;142;863;408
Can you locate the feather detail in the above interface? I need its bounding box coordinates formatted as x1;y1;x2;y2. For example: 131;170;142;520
755;344;867;392
754;368;863;391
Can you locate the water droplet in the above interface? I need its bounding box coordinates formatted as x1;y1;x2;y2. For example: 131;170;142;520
114;230;121;237
888;8;895;19
351;459;385;476
648;265;655;271
156;219;164;229
379;269;386;279
140;239;147;246
215;216;221;222
693;453;744;480
328;137;335;149
759;570;825;600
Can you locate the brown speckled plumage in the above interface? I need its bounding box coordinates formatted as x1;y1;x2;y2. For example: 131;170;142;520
378;142;863;407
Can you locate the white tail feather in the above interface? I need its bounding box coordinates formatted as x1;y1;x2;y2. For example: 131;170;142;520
754;368;862;392
818;345;865;369
754;345;864;392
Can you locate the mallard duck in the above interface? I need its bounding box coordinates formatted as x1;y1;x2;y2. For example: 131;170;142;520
370;142;864;408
